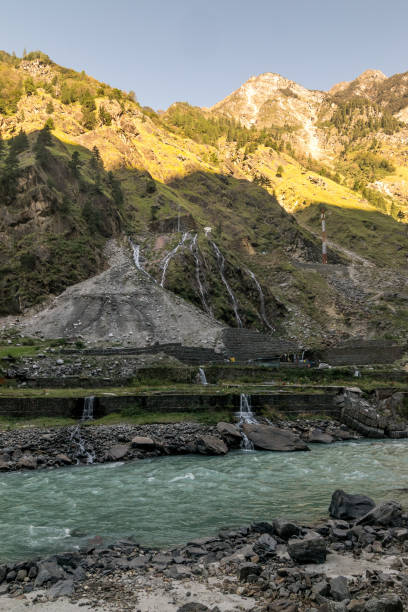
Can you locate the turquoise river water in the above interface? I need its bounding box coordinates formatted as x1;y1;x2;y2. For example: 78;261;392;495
1;439;408;562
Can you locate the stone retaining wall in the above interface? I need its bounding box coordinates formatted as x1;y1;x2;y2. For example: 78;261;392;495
0;393;340;421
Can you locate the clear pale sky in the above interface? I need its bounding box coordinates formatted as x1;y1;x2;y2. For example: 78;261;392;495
1;0;407;109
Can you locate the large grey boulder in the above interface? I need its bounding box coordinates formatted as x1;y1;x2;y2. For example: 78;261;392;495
131;436;155;450
216;422;242;447
34;560;67;587
329;490;375;521
242;424;310;452
356;500;402;526
288;535;327;564
196;435;228;455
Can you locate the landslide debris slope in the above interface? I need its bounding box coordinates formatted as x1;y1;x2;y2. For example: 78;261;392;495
1;51;408;345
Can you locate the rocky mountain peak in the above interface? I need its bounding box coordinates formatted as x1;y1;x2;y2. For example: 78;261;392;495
328;69;387;98
211;72;324;130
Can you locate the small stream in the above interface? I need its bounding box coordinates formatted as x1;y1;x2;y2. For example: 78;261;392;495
2;440;408;563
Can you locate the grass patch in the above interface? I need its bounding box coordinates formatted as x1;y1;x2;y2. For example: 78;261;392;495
0;416;76;430
90;410;233;426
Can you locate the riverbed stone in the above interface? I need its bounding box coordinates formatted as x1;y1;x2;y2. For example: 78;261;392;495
238;562;262;581
242;424;310;452
329;490;375;521
288;536;327;564
356;501;402;526
196;435;228;455
55;453;72;464
16;454;37;470
254;533;277;559
106;444;130;461
364;594;403;611
165;565;192;579
0;565;6;584
274;519;300;540
34;560;67;587
131;436;155;450
308;429;335;444
48;578;75;600
330;576;350;601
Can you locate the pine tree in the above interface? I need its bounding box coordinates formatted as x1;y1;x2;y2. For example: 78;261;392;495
10;130;29;154
68;151;82;178
34;124;53;164
46;100;54;114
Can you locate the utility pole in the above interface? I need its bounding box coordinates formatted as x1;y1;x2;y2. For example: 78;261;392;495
321;209;327;264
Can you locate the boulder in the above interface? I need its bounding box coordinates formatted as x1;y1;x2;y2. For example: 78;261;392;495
332;429;356;441
308;429;335;444
329;576;350;602
49;578;75;600
253;533;277;559
165;565;192;580
196;435;228;455
131;436;155;450
329;490;375;521
216;422;242;447
238;562;262;581
364;595;403;612
106;444;130;461
288;536;327;564
0;565;6;584
242;424;310;452
16;455;37;470
55;454;72;464
274;519;300;540
0;460;11;472
356;500;402;526
34;560;67;587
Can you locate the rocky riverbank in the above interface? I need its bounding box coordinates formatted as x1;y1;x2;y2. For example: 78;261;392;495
0;419;359;473
1;490;407;611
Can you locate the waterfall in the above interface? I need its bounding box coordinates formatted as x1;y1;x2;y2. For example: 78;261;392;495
236;394;258;451
198;367;208;385
129;238;155;281
190;234;212;315
210;241;243;328
69;426;95;465
245;267;275;332
160;232;189;287
237;393;257;424
82;396;94;421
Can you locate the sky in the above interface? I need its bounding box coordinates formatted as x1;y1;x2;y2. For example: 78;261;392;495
1;0;408;110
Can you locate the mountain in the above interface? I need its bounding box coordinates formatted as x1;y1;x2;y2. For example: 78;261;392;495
1;50;408;347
